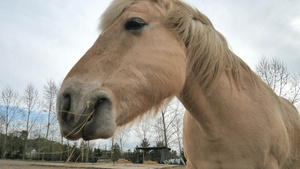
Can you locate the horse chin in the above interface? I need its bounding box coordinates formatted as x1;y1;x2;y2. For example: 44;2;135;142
82;98;117;140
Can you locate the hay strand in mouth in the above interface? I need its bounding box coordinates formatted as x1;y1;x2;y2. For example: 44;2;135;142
66;145;78;163
58;99;103;117
59;101;101;163
63;109;95;138
73;109;95;135
58;110;94;117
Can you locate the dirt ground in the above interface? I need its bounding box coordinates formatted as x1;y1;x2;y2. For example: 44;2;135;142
0;160;185;169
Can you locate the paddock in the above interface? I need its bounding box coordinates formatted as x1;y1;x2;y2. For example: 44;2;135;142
0;159;184;169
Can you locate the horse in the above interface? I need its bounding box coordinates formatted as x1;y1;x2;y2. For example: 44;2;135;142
56;0;300;168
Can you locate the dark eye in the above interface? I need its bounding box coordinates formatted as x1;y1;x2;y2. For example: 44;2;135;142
124;17;148;31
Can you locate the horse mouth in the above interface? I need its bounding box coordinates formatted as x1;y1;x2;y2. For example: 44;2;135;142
82;98;115;140
87;112;95;122
57;89;116;141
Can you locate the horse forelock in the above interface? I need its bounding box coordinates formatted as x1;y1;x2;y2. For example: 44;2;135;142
99;0;138;32
99;0;167;32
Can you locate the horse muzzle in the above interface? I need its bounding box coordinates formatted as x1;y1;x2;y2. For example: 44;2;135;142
56;79;116;140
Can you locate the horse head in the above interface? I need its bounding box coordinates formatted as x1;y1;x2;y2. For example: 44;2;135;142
57;0;187;140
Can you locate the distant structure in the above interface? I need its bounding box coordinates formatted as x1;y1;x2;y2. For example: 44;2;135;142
136;146;171;164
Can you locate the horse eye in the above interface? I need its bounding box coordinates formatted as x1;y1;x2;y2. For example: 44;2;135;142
124;17;148;31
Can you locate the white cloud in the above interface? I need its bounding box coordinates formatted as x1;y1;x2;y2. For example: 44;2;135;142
290;15;300;34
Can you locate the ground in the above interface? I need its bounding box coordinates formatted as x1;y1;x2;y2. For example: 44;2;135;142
0;160;185;169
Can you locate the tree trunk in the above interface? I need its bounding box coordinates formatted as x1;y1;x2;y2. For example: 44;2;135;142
42;120;50;160
85;141;89;162
60;136;63;161
1;124;8;159
23;136;28;160
37;135;40;160
23;111;30;160
43;102;52;160
111;137;114;164
51;138;54;161
161;112;168;148
177;133;182;154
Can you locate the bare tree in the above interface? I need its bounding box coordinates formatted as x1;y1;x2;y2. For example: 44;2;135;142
42;79;58;160
255;56;300;108
114;127;130;155
0;86;20;158
22;84;39;159
156;109;176;148
172;107;184;155
289;73;300;107
134;117;153;145
152;99;185;149
256;57;289;96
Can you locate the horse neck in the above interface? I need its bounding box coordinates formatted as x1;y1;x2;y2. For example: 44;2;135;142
178;62;258;139
178;72;222;138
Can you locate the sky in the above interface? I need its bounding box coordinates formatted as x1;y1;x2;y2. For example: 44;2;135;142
0;0;300;150
0;0;299;93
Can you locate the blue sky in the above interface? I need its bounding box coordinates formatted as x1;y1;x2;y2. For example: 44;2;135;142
1;0;300;150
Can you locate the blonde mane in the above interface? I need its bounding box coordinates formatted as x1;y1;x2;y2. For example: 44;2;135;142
164;0;260;94
100;0;259;95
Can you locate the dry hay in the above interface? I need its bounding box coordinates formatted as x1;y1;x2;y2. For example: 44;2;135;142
143;160;158;164
117;158;132;164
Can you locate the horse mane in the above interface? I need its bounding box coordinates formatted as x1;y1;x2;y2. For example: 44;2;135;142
99;0;137;32
165;0;260;95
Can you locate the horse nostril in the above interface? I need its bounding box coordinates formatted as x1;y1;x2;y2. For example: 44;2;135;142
60;94;72;122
